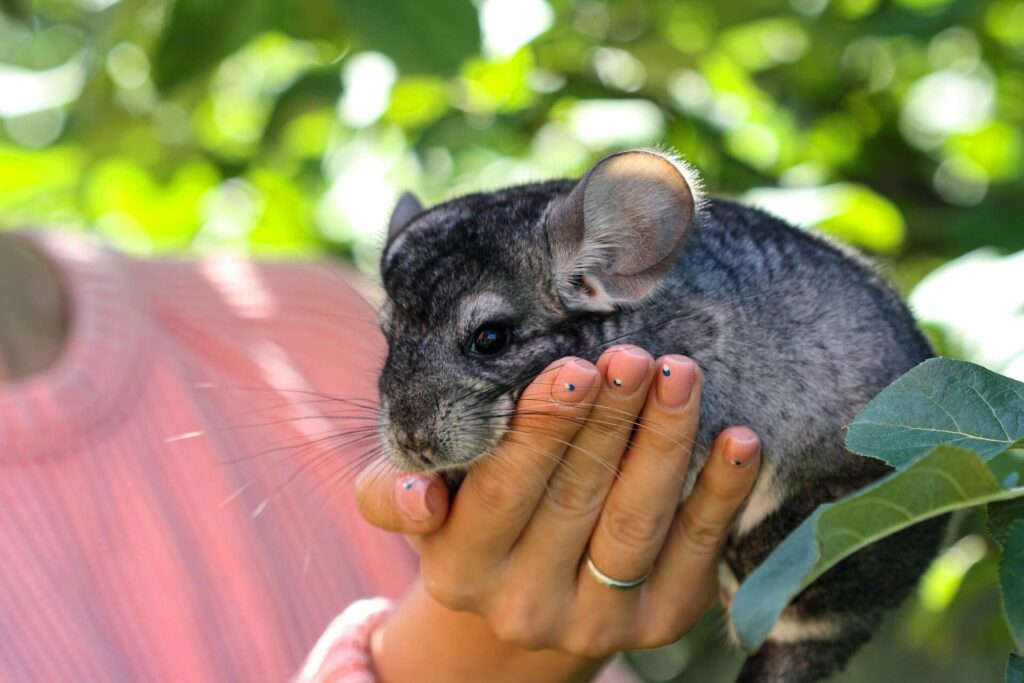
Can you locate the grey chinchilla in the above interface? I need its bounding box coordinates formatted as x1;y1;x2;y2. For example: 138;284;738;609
375;150;945;682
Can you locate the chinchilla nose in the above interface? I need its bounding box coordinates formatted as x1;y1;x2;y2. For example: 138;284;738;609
395;429;437;465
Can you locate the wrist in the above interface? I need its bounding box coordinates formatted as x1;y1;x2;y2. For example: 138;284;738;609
372;579;603;683
297;598;394;683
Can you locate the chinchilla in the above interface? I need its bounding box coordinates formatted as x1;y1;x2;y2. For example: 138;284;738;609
375;149;945;682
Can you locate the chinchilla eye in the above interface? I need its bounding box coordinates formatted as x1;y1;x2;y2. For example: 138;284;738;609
468;324;510;356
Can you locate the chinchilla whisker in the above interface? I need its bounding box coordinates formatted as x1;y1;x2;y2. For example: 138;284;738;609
460;409;701;453
220;480;256;508
210;415;383;439
188;382;382;407
315;262;381;315
464;290;782;406
238;400;382;418
283;445;386;500
476;432;586;474
287;304;382;326
500;432;625;482
227;428;381;466
313;450;389;493
167;415;381;459
462;426;624;479
481;425;686;485
513;395;684;423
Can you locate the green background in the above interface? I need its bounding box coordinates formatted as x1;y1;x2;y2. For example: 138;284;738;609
1;0;1021;680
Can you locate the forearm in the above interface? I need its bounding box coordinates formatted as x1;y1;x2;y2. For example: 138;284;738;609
371;579;604;683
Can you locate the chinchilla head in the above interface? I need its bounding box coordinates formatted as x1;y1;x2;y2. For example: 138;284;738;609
377;149;703;473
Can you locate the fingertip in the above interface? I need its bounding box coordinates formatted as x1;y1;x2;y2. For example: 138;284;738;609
654;355;701;408
719;426;760;468
356;463;449;533
696;427;760;502
596;344;651;368
600;345;653;395
547;357;600;404
394;474;449;531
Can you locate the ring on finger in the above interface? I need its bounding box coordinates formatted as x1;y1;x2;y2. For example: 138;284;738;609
584;554;649;591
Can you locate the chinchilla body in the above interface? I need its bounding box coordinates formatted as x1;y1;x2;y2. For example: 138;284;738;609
376;151;945;682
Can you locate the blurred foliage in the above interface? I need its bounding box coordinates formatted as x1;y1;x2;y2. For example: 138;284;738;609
2;0;1024;269
1;0;1022;680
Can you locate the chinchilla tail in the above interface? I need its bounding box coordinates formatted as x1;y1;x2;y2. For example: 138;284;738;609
725;504;948;682
735;632;872;683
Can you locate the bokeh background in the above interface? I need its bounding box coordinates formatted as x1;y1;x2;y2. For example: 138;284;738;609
1;0;1021;680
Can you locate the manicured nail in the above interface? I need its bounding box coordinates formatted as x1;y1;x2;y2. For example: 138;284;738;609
552;359;598;404
606;347;650;395
396;476;435;522
724;429;759;467
656;355;696;407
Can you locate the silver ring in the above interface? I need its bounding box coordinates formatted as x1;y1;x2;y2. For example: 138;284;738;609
584;554;649;591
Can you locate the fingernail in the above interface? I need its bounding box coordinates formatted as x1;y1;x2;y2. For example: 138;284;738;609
396;476;435;522
606;347;650;395
656;356;696;407
552;359;598;404
724;430;759;468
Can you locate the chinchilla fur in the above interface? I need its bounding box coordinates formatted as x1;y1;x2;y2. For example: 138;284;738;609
375;150;946;682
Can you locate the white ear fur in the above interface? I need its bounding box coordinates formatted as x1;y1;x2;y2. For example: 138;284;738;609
388;192;424;241
547;149;700;312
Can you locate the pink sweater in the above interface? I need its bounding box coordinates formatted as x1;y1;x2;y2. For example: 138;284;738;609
0;234;638;683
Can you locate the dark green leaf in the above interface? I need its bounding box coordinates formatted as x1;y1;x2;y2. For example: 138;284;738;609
1000;522;1024;652
334;0;479;75
732;445;1024;651
0;0;30;21
153;0;344;89
990;498;1024;548
846;358;1024;470
153;0;273;88
1008;653;1024;683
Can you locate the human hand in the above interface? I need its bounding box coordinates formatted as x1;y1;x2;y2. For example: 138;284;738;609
357;346;761;663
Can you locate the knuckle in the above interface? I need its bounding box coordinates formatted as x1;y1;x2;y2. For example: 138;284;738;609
605;504;665;550
472;474;529;519
544;474;606;520
636;619;684;650
580;416;625;440
489;601;551;650
678;507;729;553
562;627;617;659
421;562;476;611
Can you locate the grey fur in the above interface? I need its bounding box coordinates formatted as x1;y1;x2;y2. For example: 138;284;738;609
376;150;944;682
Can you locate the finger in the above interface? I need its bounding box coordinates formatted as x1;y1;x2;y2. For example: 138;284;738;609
355;459;450;534
647;426;761;610
431;358;601;568
512;346;654;580
579;355;702;604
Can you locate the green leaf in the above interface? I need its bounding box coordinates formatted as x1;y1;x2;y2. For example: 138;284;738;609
846;358;1024;470
334;0;479;75
731;445;1024;651
153;0;344;89
1009;653;1024;683
990;497;1024;547
153;0;273;88
1000;522;1024;651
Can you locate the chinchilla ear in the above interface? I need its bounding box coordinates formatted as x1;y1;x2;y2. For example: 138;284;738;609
388;191;424;241
546;150;700;312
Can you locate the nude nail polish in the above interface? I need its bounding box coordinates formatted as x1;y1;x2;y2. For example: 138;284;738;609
657;356;696;407
606;347;650;394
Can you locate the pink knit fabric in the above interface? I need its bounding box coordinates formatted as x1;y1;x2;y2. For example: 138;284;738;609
0;233;640;683
0;233;418;681
293;598;393;683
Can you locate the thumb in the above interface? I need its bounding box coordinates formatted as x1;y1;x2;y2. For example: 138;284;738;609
355;461;450;534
